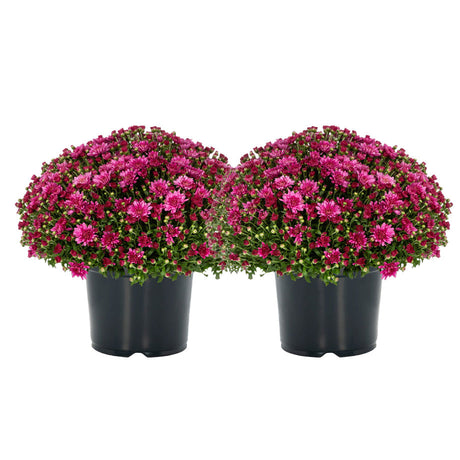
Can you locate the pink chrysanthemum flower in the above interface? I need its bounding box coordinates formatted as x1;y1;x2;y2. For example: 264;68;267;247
88;142;110;157
132;140;151;153
380;261;399;279
274;175;295;190
324;248;341;265
299;179;319;197
278;156;301;175
73;223;97;246
319;140;334;152
281;191;304;213
316;199;341;221
72;172;92;189
138;234;153;247
384;192;404;211
258;185;274;199
359;142;381;157
348;230;368;250
198;243;211;259
127;200;152;221
127;248;145;265
164;191;187;212
69;261;89;279
357;172;376;188
288;224;303;245
149;179;169;197
165;224;181;244
371;223;395;246
406;182;427;199
401;217;417;235
93;172;111;188
51;217;67;235
331;169;349;188
376;172;396;189
168;156;192;175
174;175;195;190
316;233;331;248
65;192;87;214
257;242;271;259
242;199;258;215
101;231;120;250
128;157;149;172
119;169;138;188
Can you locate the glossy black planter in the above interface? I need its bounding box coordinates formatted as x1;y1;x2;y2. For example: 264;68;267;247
87;270;193;357
275;269;382;357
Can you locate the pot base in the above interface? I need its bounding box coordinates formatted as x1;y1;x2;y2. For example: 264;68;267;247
92;343;187;358
276;270;381;358
87;270;192;358
281;343;376;358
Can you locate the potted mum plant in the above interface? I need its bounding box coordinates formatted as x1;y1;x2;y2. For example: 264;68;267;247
223;125;452;357
16;125;229;357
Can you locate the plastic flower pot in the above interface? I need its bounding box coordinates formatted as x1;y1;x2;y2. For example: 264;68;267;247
87;270;193;357
275;269;382;357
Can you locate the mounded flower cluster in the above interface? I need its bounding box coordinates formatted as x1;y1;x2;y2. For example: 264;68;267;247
17;125;452;285
16;126;230;284
221;126;452;284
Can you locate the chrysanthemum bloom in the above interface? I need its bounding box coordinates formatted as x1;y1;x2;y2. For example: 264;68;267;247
316;199;341;222
319;140;334;152
376;172;396;189
149;179;169;197
299;179;319;197
401;217;417;235
93;172;111;188
324;248;341;265
348;230;368;250
191;185;210;207
51;217;67;235
406;182;427;199
127;248;145;265
174;175;194;190
72;172;92;189
127;200;152;221
280;191;304;213
359;141;381;157
371;223;395;246
119;169;138;188
101;231;120;250
315;233;331;248
73;223;97;246
274;175;295;190
164;191;187;213
69;261;90;279
168;156;192;175
138;234;153;247
278;156;301;175
380;261;399;279
331;169;349;188
198;243;211;259
288;224;303;245
88;142;110;157
358;172;376;188
257;242;271;259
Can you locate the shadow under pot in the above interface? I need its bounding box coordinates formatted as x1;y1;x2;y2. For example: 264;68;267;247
86;270;193;357
275;269;382;357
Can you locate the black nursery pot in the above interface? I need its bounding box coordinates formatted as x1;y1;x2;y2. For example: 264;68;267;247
87;270;193;357
275;269;382;357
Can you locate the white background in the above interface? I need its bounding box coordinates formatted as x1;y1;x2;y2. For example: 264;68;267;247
1;1;459;458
